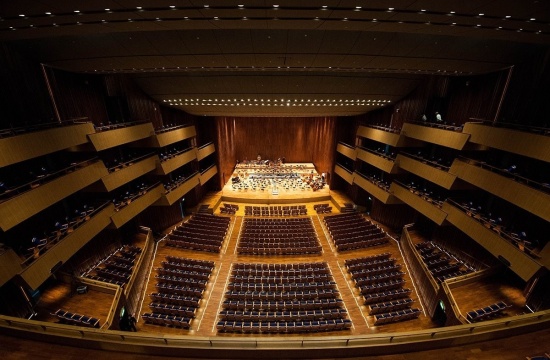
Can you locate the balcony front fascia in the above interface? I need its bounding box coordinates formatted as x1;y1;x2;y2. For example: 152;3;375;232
353;174;402;204
390;182;448;225
334;164;354;185
450;159;550;222
357;148;399;174
200;166;218;185
110;184;164;228
19;204;115;290
149;126;197;148
442;202;542;282
396;155;457;189
401;123;470;150
155;173;201;206
197;143;216;161
356;126;423;147
0;123;95;168
155;149;197;175
337;143;357;161
88;123;155;151
102;155;159;192
0;161;108;232
463;122;550;163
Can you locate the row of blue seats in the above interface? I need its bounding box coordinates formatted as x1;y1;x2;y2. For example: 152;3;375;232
216;319;352;333
223;298;344;311
149;302;196;317
466;301;511;322
51;309;100;328
238;246;322;255
157;267;211;281
346;258;396;272
225;288;338;300
229;273;332;284
155;274;207;288
150;292;200;307
374;308;422;325
345;252;392;267
354;271;405;286
351;264;403;278
165;256;215;268
368;298;414;315
364;288;412;305
220;308;347;322
156;283;204;297
166;238;221;253
232;267;330;277
141;313;191;329
359;279;406;295
232;262;326;270
161;260;213;273
227;281;336;292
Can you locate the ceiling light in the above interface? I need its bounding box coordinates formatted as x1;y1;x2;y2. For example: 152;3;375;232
105;8;110;11
321;6;327;9
204;5;209;8
45;12;52;15
238;5;244;8
505;15;511;18
137;7;142;10
170;5;176;9
273;5;279;8
388;8;394;11
450;11;455;14
420;9;426;12
479;13;484;16
19;14;25;17
74;10;80;13
530;18;536;21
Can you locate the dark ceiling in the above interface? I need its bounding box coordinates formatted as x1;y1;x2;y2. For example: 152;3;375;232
1;1;549;117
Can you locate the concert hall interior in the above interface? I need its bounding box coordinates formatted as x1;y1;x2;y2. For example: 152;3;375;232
1;1;550;359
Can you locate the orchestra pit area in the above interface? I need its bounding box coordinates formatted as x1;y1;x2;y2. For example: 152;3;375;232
30;168;528;338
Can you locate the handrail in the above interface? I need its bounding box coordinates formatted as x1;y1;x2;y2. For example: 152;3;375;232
114;182;161;211
357;146;396;161
0;158;100;203
124;228;152;297
337;141;355;149
406;120;463;132
402;226;440;291
393;180;444;208
469;118;550;136
200;164;216;174
363;123;401;134
107;152;156;173
456;156;550;194
160;147;194;163
76;278;121;329
155;123;190;134
335;163;353;173
197;141;214;149
0;118;90;139
445;199;540;259
354;171;390;191
94;120;149;132
400;152;451;171
0;310;549;356
164;172;199;193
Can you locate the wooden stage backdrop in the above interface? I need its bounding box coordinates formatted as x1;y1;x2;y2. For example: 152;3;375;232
215;116;338;188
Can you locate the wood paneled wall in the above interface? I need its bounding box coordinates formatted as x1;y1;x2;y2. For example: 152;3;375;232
215;116;338;187
370;198;417;230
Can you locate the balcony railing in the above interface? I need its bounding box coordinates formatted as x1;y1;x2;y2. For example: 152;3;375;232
0;117;90;139
94;120;149;132
406;120;464;132
469;118;550;137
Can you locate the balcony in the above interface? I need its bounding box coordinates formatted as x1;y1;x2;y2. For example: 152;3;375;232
110;184;164;228
200;165;218;185
463;122;550;163
390;181;448;225
155;173;200;206
19;203;115;291
146;126;197;148
356;125;422;147
155;148;197;175
396;153;459;190
101;154;158;192
356;147;399;174
442;201;542;282
450;158;550;222
88;122;154;151
401;122;471;150
197;142;216;161
0;248;23;287
0;160;108;232
353;172;401;204
334;164;354;185
336;143;357;161
0;121;95;168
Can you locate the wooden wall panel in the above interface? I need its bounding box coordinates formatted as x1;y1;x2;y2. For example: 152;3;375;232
101;155;158;192
353;173;400;204
215;116;337;188
396;154;457;189
370;198;417;230
154;126;197;148
336;143;357;161
197;143;216;161
0;249;23;287
334;164;354;185
356;148;399;173
87;123;155;151
156;148;197;175
200;166;218;185
110;184;164;229
390;182;448;225
401;123;470;150
155;173;200;206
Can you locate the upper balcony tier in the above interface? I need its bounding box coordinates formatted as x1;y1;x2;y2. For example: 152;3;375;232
442;201;543;282
110;184;164;229
155;148;197;175
200;165;218;185
336;143;357;161
0;122;95;168
396;153;464;190
450;158;550;222
356;147;399;174
334;164;354;185
356;125;422;147
401;122;473;150
140;125;197;148
155;173;201;206
101;154;158;192
463;122;550;163
197;143;216;161
353;172;402;204
0;160;108;232
390;181;448;225
18;203;114;291
88;122;154;151
0;248;23;287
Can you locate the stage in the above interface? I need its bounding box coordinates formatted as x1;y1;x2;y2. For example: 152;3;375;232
221;162;331;204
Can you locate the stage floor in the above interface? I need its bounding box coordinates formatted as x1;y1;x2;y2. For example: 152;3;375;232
221;162;331;204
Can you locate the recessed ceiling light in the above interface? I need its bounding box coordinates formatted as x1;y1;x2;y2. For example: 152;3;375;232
479;13;484;16
421;9;426;12
322;6;327;9
19;14;25;17
530;18;536;21
505;15;511;18
388;8;394;11
45;12;52;15
105;8;110;11
204;5;209;8
450;11;455;14
74;10;80;13
136;7;142;10
356;6;362;9
238;5;244;8
273;5;279;8
214;16;218;20
170;5;176;9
